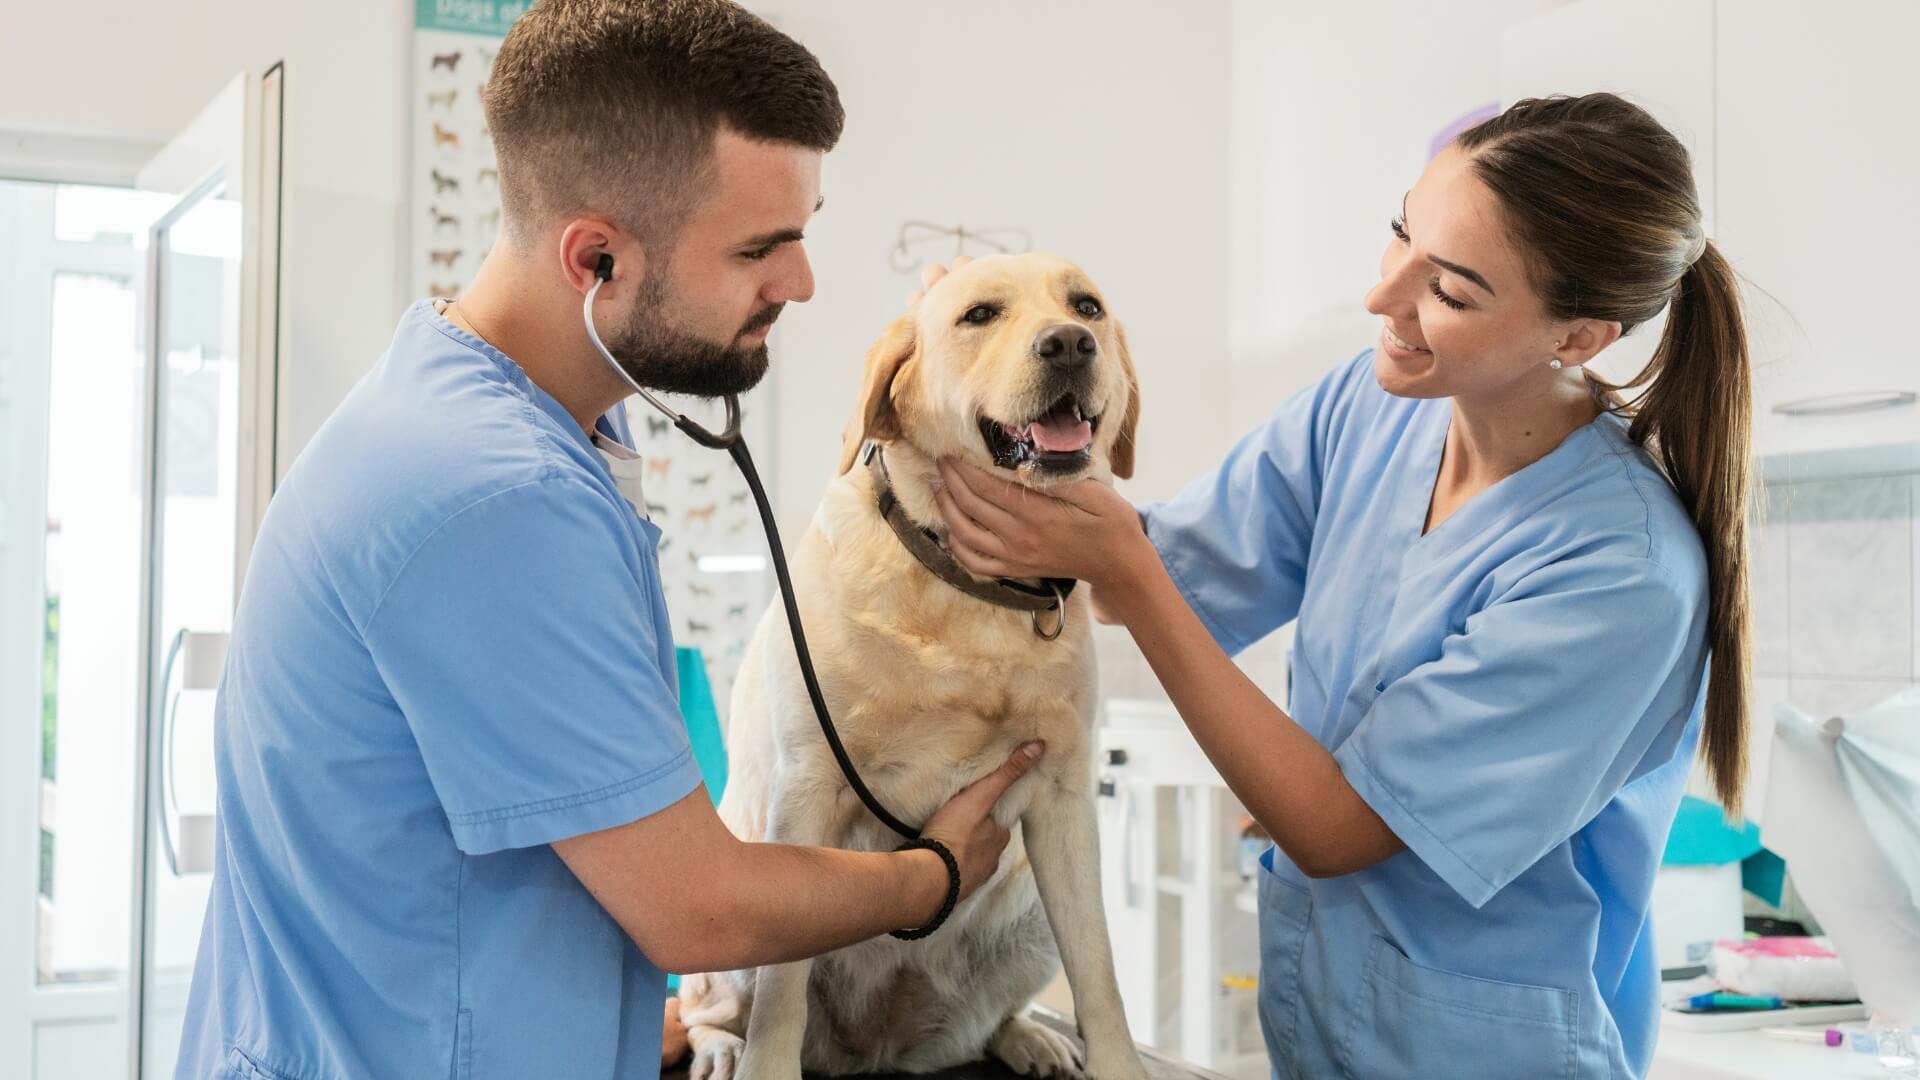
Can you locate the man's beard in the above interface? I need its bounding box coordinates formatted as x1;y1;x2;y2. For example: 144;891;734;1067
604;274;778;399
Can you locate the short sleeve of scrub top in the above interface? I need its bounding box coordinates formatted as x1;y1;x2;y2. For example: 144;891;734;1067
363;474;698;854
1332;553;1700;908
1142;352;1378;655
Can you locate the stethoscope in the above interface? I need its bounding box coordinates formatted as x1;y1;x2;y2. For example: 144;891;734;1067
583;254;921;840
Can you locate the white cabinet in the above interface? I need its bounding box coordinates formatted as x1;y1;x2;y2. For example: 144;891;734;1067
1097;701;1266;1077
1499;0;1919;456
1717;0;1920;456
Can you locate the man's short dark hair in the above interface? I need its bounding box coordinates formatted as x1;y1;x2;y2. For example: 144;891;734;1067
484;0;844;248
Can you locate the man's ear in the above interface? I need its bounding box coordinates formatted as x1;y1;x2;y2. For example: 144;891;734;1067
560;216;638;295
837;315;919;475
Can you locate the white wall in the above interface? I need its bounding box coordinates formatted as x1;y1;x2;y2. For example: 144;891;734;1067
1123;0;1572;700
0;0;415;459
1224;0;1566;436
768;1;1235;526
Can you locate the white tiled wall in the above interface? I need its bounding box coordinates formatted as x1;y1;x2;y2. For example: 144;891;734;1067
1775;475;1914;683
1754;472;1918;703
1723;471;1918;822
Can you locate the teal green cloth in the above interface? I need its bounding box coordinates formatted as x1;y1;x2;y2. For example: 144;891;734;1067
668;647;728;994
1742;847;1788;907
1660;797;1785;905
677;646;728;805
1662;795;1762;866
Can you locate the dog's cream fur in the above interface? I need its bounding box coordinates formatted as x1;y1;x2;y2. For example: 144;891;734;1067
677;254;1146;1080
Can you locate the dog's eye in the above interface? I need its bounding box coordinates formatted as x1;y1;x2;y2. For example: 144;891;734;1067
961;304;999;326
1073;297;1103;319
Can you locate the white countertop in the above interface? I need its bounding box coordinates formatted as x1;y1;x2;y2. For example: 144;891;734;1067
1649;1015;1883;1079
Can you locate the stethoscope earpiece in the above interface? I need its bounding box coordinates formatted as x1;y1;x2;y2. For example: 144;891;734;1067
581;262;743;451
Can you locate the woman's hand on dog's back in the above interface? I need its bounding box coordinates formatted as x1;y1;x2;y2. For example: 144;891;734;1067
916;741;1047;909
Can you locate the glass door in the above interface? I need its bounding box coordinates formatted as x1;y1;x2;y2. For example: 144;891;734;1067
126;66;283;1078
129;169;240;1078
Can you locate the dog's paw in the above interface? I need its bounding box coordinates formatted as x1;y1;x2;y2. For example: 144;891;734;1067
688;1030;745;1080
990;1015;1085;1079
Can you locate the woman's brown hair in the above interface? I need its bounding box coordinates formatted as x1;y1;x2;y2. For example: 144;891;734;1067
1458;93;1752;812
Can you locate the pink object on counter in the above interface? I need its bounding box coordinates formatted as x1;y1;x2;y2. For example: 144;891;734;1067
1723;937;1838;959
1713;937;1857;1002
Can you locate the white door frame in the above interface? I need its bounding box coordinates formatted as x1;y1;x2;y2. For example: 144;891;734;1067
0;174;64;1080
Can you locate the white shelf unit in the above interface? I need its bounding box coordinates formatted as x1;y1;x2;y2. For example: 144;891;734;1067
1097;700;1267;1078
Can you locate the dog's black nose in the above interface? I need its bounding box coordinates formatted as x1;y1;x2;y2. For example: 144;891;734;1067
1033;324;1097;372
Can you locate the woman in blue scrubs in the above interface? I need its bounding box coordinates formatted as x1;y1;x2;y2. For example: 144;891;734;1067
934;94;1752;1078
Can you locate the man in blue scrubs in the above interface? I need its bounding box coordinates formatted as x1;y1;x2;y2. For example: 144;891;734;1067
174;3;1041;1077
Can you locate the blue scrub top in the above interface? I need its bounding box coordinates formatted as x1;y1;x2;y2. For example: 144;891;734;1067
1144;350;1708;1079
175;301;703;1079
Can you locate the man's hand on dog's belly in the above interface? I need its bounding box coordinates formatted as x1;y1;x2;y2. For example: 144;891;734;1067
917;741;1047;907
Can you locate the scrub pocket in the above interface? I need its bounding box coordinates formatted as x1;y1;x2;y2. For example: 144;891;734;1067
1256;867;1314;1077
1343;935;1578;1080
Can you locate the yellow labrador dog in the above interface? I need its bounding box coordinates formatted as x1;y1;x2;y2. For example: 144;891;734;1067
677;253;1146;1080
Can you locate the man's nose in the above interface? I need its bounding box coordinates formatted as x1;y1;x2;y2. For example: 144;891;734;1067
775;247;816;304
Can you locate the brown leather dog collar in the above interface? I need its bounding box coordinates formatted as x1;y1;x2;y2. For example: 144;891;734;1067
862;442;1074;640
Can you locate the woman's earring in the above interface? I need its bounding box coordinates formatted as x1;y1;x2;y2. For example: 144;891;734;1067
1549;340;1563;370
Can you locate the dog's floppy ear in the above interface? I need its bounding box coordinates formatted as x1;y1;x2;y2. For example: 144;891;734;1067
837;314;919;475
1108;320;1142;481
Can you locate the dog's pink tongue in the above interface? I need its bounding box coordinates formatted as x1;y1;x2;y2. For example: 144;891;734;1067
1031;415;1093;453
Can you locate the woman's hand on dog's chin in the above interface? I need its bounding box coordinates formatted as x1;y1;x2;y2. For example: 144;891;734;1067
914;740;1046;916
934;458;1152;595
